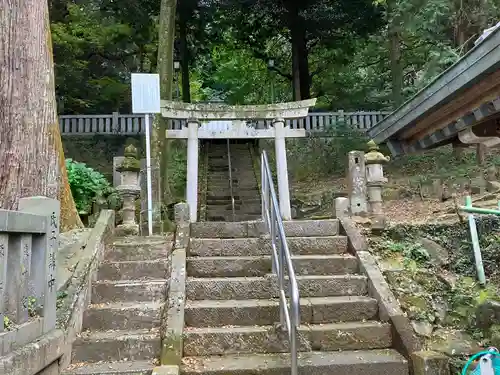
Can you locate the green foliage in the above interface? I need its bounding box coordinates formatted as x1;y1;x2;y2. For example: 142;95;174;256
285;122;369;180
167;140;188;200
3;316;11;330
65;159;115;214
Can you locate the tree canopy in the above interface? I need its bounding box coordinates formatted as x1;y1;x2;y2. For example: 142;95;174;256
49;0;500;113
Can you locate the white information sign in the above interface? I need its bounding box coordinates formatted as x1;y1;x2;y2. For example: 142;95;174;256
130;73;161;236
131;73;161;114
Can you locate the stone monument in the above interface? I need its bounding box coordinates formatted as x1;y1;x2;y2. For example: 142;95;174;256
347;150;368;215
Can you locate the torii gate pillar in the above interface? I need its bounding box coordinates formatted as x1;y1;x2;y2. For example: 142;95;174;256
273;118;292;220
186;119;200;222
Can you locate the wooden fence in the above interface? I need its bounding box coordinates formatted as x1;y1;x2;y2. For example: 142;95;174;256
0;197;59;356
59;111;390;136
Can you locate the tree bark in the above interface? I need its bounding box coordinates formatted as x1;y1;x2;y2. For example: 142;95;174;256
388;0;404;108
150;0;177;230
288;5;310;101
179;17;191;103
0;0;82;231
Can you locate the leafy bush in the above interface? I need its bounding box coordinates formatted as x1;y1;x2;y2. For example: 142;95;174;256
268;121;370;180
66;159;115;214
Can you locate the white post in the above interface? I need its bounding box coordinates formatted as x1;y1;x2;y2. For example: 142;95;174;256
273;118;292;220
144;114;154;236
186;119;200;222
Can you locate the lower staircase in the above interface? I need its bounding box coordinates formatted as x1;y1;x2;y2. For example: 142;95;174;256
63;236;171;375
182;220;409;375
203;141;261;222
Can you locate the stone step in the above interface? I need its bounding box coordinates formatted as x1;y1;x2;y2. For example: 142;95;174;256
183;321;392;356
207;187;259;193
185;296;378;327
191;220;339;238
83;301;162;331
206;193;259;200
206;209;261;217
107;237;171;262
187;255;358;277
205;202;261;208
207;188;259;195
63;360;154;374
206;197;261;204
189;236;347;257
181;349;408;375
98;259;169;281
206;214;262;222
92;280;167;304
72;329;160;363
186;275;367;300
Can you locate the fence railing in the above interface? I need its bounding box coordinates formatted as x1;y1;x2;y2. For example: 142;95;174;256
261;150;300;375
59;111;390;135
0;197;59;357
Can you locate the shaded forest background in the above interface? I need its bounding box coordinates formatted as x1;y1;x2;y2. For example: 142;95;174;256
50;0;500;115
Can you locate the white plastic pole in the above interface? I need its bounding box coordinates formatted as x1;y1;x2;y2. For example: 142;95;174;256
144;114;154;236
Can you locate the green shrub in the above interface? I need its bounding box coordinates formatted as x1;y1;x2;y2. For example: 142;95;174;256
283;121;369;180
66;159;115;214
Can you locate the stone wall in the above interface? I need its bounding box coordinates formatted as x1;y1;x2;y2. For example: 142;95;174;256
62;135;144;182
0;210;115;375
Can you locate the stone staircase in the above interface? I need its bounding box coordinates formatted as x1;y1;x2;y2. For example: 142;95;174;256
204;141;261;222
181;220;409;375
63;236;171;375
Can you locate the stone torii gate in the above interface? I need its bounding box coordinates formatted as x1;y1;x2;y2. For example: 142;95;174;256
162;99;317;222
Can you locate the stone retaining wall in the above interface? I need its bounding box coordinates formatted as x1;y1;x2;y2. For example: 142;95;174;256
0;210;115;375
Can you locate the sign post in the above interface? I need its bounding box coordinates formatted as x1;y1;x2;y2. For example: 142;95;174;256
131;73;161;236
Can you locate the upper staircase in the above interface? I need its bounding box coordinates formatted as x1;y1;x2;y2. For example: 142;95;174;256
203;141;261;222
181;220;409;375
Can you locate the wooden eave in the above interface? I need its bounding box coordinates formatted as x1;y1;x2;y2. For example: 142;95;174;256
368;27;500;156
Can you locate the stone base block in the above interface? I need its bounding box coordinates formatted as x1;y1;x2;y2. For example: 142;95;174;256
411;351;450;375
115;223;139;236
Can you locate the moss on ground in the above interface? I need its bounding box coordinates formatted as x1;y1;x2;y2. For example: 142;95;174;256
369;217;500;373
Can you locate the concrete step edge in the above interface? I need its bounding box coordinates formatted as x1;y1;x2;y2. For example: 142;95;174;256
186;254;356;261
76;329;159;342
101;259;168;265
63;360;155;374
88;301;162;311
180;349;408;374
186;295;376;308
93;279;167;286
185;321;389;333
186;274;367;282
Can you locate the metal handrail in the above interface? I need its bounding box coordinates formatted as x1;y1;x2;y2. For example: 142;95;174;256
260;150;300;375
227;140;236;221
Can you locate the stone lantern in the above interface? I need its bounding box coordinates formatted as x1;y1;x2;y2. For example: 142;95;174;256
116;143;141;235
365;140;390;230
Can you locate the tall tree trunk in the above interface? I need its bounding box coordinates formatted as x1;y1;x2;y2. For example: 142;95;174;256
151;0;177;230
288;3;302;101
388;0;404;108
288;4;311;101
179;17;191;103
291;41;301;101
293;24;310;101
0;0;82;232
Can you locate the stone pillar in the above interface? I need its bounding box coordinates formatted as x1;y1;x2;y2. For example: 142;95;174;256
334;197;349;218
186;119;200;223
347;150;368;216
116;144;141;235
113;156;125;187
365;140;390;230
273;118;292;220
